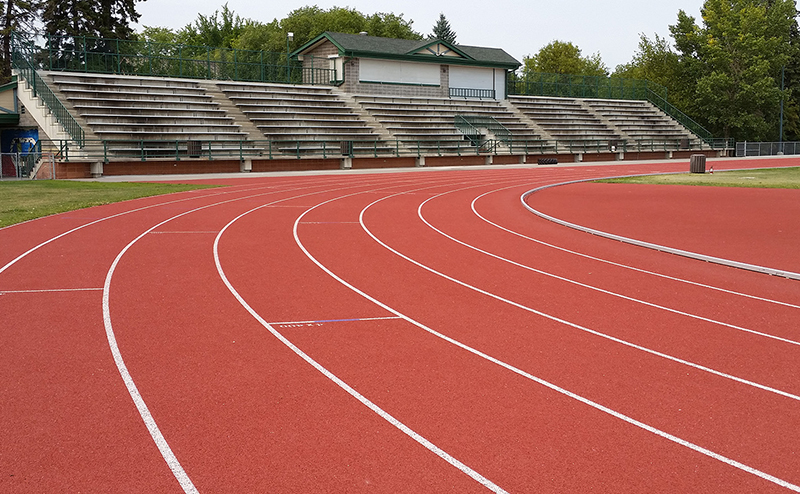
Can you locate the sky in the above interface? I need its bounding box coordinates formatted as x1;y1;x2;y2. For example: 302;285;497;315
134;0;706;70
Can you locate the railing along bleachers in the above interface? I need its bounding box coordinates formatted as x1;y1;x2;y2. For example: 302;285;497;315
219;82;391;157
585;99;699;148
509;96;621;146
354;95;551;155
48;72;254;158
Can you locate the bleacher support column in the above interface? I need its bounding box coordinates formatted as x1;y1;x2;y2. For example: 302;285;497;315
485;155;493;166
341;157;353;169
616;152;624;161
240;158;252;172
91;161;103;178
666;151;673;159
574;154;583;163
416;156;426;167
519;155;526;164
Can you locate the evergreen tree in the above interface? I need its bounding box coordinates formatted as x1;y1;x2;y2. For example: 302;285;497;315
42;0;143;50
430;13;456;44
1;0;41;81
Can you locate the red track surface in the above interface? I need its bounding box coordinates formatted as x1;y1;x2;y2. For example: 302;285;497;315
2;157;800;493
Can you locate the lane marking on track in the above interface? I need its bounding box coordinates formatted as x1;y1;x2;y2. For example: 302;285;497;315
292;182;800;491
0;287;103;294
216;178;516;494
0;183;280;277
363;190;800;403
521;178;800;281
416;186;800;348
299;221;362;224
149;231;220;234
99;175;455;493
471;185;800;310
271;316;403;325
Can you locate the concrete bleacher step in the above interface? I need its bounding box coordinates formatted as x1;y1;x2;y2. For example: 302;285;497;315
48;72;256;157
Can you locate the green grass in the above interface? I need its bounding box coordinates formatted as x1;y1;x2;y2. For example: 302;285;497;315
0;180;220;228
597;167;800;189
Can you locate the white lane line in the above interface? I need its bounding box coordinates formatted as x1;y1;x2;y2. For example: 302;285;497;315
270;316;403;325
149;231;220;234
0;287;103;294
472;185;800;310
215;180;512;494
0;183;277;277
99;180;387;493
294;185;800;492
521;181;800;280
416;188;800;348
362;191;800;404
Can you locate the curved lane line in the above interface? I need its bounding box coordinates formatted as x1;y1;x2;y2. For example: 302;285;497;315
0;184;273;277
100;180;391;493
214;180;512;494
521;181;800;281
416;186;800;348
296;185;800;491
471;185;800;310
361;189;800;403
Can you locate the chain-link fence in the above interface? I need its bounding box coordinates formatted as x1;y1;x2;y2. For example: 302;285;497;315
735;141;800;157
0;152;56;180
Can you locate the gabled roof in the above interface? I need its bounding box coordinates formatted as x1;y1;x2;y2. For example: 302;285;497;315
292;32;520;69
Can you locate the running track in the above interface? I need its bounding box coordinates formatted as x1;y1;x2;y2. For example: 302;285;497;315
2;157;799;493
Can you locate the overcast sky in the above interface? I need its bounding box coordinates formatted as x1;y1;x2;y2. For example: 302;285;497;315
134;0;706;70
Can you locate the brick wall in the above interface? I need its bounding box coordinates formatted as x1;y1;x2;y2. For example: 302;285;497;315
103;160;241;176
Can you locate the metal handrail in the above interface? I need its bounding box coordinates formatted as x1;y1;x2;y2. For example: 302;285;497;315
45;136;730;163
644;88;712;141
454;115;511;148
11;33;85;147
34;32;334;85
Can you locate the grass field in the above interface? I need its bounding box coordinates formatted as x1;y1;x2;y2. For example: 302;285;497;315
0;181;218;228
598;167;800;189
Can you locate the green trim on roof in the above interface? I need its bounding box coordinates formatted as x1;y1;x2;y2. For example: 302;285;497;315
408;39;474;60
292;32;520;69
0;75;18;93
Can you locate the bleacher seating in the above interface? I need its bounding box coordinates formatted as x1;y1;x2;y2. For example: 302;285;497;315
218;82;390;156
35;71;707;161
47;72;253;158
508;96;621;145
353;95;551;154
584;99;697;147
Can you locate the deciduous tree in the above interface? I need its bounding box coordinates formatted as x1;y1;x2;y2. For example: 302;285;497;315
670;0;797;140
523;40;608;77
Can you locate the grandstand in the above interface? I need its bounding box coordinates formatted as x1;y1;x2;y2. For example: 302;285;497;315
6;31;732;178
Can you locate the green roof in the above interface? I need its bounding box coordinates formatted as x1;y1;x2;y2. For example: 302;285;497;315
293;32;520;69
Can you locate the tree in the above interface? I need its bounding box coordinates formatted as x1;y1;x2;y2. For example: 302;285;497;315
669;0;797;140
430;13;456;44
1;0;41;81
42;0;143;52
177;3;249;49
523;40;608;77
232;6;421;53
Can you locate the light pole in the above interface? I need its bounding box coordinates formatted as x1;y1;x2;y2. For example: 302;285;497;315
779;65;785;154
286;32;294;83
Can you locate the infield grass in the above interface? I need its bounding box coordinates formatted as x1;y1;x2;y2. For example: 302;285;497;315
0;180;219;228
597;167;800;189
